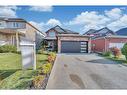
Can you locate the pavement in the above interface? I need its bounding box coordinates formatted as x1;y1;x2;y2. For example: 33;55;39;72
46;53;127;89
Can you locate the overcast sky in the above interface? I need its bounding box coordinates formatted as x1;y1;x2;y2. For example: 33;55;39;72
0;6;127;34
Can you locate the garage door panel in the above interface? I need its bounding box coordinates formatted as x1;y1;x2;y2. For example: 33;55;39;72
61;41;88;53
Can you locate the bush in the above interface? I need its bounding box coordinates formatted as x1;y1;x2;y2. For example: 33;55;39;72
102;51;112;57
110;47;121;58
48;52;56;62
32;75;45;89
0;45;17;53
49;52;56;57
121;43;127;60
48;55;55;63
37;50;43;54
40;62;52;75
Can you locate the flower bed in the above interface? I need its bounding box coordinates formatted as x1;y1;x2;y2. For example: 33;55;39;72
31;52;56;89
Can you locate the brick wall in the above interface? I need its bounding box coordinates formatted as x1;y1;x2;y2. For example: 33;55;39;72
91;38;106;52
91;37;127;53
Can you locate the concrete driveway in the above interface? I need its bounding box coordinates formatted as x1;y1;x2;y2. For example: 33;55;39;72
46;53;127;89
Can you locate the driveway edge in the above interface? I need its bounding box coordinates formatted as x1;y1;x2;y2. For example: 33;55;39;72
46;54;58;89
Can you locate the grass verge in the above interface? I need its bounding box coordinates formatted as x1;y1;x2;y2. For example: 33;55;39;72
0;53;48;89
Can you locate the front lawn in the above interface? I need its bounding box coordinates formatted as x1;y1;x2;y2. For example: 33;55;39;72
105;56;127;64
0;53;48;89
0;53;22;70
99;53;127;64
0;70;37;89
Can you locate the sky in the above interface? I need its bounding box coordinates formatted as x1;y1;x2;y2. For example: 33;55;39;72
0;6;127;34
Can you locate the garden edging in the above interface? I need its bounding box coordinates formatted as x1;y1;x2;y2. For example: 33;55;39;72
46;54;58;89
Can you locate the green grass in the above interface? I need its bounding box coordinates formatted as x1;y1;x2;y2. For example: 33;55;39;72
0;53;48;89
105;56;127;64
0;70;37;89
0;53;22;70
98;53;127;64
36;53;48;69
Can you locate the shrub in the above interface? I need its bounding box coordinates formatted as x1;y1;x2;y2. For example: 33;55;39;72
41;62;52;75
0;45;17;53
49;52;56;57
37;50;43;54
102;51;112;57
48;55;55;63
110;47;121;58
32;75;45;89
48;52;56;62
121;43;127;60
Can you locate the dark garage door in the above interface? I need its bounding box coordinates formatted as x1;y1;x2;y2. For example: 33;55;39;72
61;41;88;53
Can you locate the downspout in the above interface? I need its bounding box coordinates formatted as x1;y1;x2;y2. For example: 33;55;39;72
104;37;107;52
88;37;91;53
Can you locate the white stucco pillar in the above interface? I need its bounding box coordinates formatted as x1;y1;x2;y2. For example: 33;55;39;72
57;37;61;53
88;37;91;53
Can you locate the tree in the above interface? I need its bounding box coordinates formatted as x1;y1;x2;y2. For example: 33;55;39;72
121;43;127;60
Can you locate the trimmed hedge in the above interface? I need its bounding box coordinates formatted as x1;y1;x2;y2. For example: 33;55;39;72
0;70;37;89
102;51;112;57
0;45;17;53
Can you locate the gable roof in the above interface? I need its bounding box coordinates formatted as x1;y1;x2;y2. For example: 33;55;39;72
83;29;97;35
46;25;79;34
116;27;127;36
94;27;115;34
83;27;116;38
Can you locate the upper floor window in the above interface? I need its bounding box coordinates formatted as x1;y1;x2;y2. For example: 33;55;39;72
7;22;26;29
0;21;5;28
49;31;55;37
13;22;18;28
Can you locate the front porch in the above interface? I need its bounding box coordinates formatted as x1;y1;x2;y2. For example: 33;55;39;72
44;37;57;52
0;29;25;51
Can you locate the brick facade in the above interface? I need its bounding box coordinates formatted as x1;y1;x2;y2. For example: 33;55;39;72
91;36;127;53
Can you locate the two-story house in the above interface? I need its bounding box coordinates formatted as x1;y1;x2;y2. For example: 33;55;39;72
44;25;79;51
45;25;91;53
0;18;45;51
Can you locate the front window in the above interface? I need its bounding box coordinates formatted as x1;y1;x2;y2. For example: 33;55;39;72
13;22;18;28
7;22;26;29
49;31;55;37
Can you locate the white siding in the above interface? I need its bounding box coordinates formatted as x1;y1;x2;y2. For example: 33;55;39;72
0;21;6;29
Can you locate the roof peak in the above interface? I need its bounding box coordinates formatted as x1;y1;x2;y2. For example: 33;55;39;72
54;25;61;28
101;27;110;30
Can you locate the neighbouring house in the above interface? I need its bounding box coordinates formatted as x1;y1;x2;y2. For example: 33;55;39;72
91;35;127;53
83;27;127;53
0;18;45;51
44;25;91;53
83;29;97;36
83;27;116;38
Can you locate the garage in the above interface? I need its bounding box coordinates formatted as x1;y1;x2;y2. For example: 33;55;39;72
61;41;88;53
57;34;91;53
